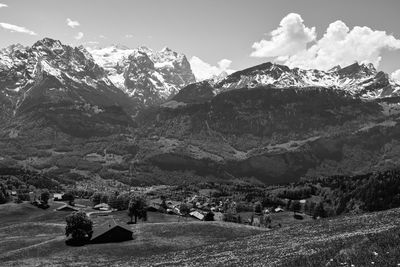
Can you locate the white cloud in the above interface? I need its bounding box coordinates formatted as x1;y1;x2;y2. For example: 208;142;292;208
0;3;8;8
189;56;235;81
66;18;80;28
251;13;400;70
0;22;36;35
99;35;106;39
74;32;84;40
125;34;134;38
392;69;400;82
251;13;316;58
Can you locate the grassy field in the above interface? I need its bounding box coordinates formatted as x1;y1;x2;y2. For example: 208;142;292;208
1;201;400;266
237;211;313;227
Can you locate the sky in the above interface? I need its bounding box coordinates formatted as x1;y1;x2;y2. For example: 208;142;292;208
1;0;400;80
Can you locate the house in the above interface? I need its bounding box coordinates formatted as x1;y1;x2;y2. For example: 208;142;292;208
274;207;284;213
94;203;110;211
56;204;80;212
11;191;17;196
189;211;204;220
90;220;133;243
53;193;64;201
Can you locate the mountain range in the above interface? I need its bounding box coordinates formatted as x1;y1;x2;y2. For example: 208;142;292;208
1;37;400;186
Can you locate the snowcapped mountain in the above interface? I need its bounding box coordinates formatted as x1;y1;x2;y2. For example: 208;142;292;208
216;62;400;98
0;38;136;137
87;45;196;106
0;38;134;112
173;62;400;104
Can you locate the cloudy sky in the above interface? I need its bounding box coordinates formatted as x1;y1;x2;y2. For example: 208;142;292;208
1;0;400;80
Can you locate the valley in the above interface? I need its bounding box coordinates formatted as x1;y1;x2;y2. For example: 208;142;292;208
1;35;400;266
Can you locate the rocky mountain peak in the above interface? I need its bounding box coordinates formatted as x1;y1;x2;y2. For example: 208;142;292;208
328;65;341;72
88;44;195;106
174;61;399;104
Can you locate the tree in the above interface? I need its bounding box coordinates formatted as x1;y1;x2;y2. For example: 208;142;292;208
108;193;119;209
313;202;326;219
128;195;147;224
40;190;50;204
63;191;75;205
179;203;191;216
0;182;8;204
290;200;301;214
204;211;214;221
116;193;130;210
160;196;168;211
0;191;6;204
91;192;102;206
254;201;262;214
262;213;272;228
65;211;93;243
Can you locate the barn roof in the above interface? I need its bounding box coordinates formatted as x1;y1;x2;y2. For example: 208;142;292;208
189;211;204;220
56;204;79;211
91;219;133;241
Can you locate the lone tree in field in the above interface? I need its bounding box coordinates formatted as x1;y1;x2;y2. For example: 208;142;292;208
65;211;93;243
40;190;50;204
128;195;147;224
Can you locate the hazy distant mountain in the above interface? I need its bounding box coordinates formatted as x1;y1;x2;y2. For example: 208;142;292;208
88;45;196;106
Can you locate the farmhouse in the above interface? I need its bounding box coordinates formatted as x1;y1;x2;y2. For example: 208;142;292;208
53;193;64;201
56;204;80;212
90;220;133;243
94;203;110;211
190;211;204;220
274;207;284;213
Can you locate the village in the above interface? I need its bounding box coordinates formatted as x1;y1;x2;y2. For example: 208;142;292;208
9;184;314;245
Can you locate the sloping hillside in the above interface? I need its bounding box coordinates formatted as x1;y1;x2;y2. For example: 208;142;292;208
1;204;399;266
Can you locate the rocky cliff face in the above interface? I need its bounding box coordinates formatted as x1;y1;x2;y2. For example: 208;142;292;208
88;45;196;106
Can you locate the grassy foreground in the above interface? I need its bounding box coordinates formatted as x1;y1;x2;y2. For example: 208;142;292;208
0;202;400;266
